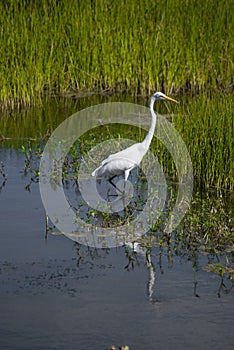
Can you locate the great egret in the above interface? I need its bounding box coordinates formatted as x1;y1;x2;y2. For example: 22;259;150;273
92;92;178;186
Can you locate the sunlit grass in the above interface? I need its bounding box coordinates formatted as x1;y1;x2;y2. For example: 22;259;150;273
0;0;234;109
174;93;234;190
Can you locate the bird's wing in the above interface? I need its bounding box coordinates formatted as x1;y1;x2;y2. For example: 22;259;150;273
101;142;146;166
92;157;136;177
92;143;148;177
104;156;137;167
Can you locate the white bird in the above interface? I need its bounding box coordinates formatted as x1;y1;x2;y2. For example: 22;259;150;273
92;92;178;186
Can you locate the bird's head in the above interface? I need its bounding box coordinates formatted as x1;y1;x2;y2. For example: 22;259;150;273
151;91;178;103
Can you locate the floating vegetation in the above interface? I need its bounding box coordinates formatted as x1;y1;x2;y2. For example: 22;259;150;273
1;0;234;109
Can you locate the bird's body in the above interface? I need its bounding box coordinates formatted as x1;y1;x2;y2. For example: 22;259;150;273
92;142;148;181
92;92;178;183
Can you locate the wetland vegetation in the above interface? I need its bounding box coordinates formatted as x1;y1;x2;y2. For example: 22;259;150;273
0;0;234;109
0;0;233;291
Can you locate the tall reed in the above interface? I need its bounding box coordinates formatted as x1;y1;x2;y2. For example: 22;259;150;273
0;0;233;109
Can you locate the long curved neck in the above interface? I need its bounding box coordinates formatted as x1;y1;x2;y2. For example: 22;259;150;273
142;97;157;149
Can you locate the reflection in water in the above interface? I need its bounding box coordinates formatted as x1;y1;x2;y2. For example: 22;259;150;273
46;228;233;300
123;244;156;302
146;249;156;303
59;194;233;299
0;162;7;192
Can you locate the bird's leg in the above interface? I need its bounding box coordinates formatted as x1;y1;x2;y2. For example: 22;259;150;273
108;175;123;195
109;175;117;188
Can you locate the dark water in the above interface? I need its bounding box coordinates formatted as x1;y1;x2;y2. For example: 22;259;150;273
0;98;233;350
0;150;234;349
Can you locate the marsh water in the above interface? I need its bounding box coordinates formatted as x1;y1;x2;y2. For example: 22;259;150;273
0;95;233;350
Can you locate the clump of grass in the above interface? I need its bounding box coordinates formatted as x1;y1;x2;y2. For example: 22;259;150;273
1;0;234;109
174;93;234;190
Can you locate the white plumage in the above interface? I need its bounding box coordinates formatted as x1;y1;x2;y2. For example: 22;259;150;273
92;92;178;183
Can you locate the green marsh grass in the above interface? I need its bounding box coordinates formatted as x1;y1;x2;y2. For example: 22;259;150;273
1;93;233;190
1;0;234;109
174;93;234;190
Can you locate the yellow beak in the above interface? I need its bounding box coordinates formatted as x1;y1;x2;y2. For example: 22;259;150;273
164;95;179;103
